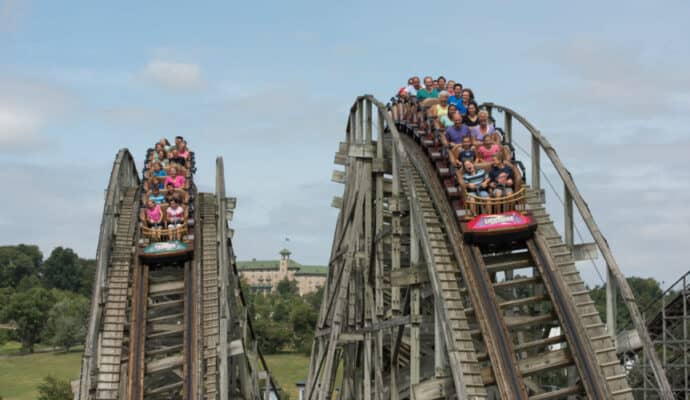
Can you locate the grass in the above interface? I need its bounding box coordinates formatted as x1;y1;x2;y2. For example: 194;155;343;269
0;342;311;400
0;343;82;400
264;352;311;399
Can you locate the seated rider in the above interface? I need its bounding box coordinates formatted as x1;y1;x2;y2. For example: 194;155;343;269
166;198;185;228
442;112;475;165
476;135;501;164
439;103;457;128
457;136;477;165
158;150;169;167
168;149;186;167
461;160;489;198
164;183;178;204
164;167;186;189
416;76;439;100
488;152;514;197
145;199;163;228
471;109;496;142
432;91;450;119
148;186;165;204
177;141;190;160
150;162;167;178
447;83;467;114
151;176;164;190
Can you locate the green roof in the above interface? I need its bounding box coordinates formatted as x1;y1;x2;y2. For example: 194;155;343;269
294;265;328;276
236;258;327;276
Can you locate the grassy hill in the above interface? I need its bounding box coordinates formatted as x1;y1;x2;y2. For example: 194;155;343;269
0;342;309;400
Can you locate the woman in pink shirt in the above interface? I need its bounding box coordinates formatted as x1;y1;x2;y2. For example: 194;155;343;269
145;200;163;228
164;167;186;189
476;135;501;164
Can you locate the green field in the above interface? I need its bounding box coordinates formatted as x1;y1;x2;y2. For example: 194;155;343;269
0;342;309;400
0;344;82;400
263;352;311;399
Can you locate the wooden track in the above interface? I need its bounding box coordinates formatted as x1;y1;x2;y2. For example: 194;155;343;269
95;187;138;400
200;193;220;399
305;95;671;399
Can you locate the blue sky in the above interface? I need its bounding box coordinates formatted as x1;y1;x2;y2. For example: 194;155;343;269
1;0;689;287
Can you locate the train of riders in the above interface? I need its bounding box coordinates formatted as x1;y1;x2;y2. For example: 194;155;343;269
140;136;194;236
398;75;520;199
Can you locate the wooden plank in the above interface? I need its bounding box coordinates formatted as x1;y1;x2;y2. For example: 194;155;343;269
390;266;429;286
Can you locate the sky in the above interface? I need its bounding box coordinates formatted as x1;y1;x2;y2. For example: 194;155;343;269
1;0;689;287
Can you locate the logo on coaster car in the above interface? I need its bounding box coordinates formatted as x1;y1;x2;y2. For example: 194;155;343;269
144;240;189;254
467;211;531;231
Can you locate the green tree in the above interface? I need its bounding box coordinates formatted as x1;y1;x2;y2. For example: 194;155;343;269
304;286;324;311
290;300;317;355
0;245;42;288
42;247;82;292
45;293;89;351
78;258;97;297
1;287;55;352
276;278;299;298
37;376;72;400
590;276;664;328
253;318;291;354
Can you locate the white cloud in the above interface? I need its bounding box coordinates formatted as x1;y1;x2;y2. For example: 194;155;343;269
0;106;40;145
0;78;74;153
143;59;205;91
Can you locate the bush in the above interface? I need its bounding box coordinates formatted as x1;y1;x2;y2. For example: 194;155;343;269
37;376;72;400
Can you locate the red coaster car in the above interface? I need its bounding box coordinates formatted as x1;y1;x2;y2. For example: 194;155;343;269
462;211;537;245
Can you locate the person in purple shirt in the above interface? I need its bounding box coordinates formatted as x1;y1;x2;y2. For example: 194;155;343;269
441;112;476;164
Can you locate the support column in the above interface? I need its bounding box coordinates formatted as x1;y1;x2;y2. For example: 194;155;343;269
564;184;574;249
409;205;420;387
606;268;617;334
504;112;512;145
531;136;540;190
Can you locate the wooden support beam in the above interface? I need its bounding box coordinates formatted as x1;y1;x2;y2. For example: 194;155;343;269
390;266;429;286
146;354;183;374
411;376;455;400
481;349;573;385
572;242;598;262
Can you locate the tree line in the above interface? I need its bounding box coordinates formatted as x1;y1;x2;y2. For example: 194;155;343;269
0;244;94;353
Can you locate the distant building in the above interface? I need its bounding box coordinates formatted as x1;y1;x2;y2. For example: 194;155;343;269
237;249;327;296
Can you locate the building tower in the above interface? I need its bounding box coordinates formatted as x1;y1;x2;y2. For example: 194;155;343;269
279;248;291;279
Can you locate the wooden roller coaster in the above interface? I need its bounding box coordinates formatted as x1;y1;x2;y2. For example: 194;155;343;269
76;151;279;399
305;94;681;400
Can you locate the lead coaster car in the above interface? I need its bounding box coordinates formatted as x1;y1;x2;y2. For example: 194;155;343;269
461;211;537;245
139;240;193;263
